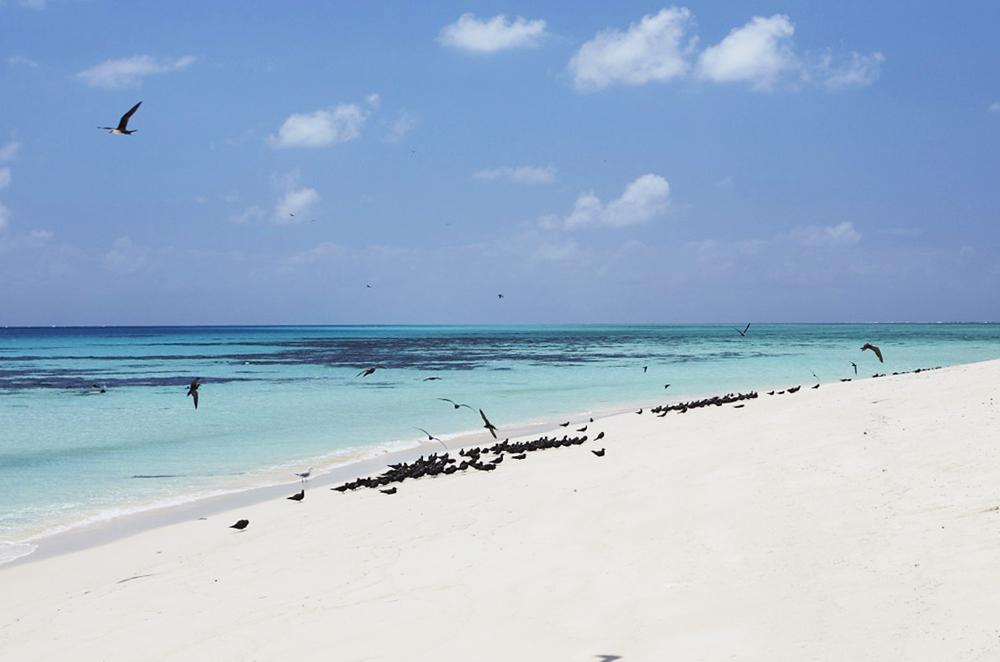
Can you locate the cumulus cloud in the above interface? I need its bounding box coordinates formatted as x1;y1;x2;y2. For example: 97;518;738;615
366;93;381;108
273;187;319;223
269;103;367;149
0;167;10;190
815;50;885;90
384;110;418;144
475;165;555;185
438;13;547;53
791;222;861;247
696;14;796;90
542;174;670;230
77;55;196;89
569;7;693;90
0;141;19;161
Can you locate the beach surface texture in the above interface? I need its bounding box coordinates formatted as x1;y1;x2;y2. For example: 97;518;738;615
2;360;999;661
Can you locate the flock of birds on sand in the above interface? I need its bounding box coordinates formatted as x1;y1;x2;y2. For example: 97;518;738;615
215;332;943;532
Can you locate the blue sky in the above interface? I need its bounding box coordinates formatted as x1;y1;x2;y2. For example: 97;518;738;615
1;1;998;325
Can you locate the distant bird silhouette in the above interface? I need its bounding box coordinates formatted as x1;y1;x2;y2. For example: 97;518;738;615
811;384;820;389
559;421;570;427
636;408;643;415
861;343;884;363
733;404;745;409
294;467;312;482
594;431;605;440
591;448;606;457
851;361;858;375
643;366;648;373
356;367;377;378
89;383;107;394
287;490;304;502
229;519;249;530
423;376;442;381
663;384;670;389
497;293;504;299
576;425;588;432
767;390;775;395
437;398;473;411
511;453;527;460
479;409;498;439
366;283;372;288
787;385;801;393
98;101;141;135
380;487;397;495
186;378;201;409
415;427;448;451
735;322;751;337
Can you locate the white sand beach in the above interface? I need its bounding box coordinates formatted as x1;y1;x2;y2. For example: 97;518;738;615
2;360;999;661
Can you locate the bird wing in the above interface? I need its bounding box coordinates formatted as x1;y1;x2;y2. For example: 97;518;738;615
437;398;456;405
192;390;198;409
118;101;141;130
872;345;883;362
743;322;751;334
415;427;431;438
356;368;370;377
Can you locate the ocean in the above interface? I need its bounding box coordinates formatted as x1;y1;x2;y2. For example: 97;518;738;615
2;324;999;563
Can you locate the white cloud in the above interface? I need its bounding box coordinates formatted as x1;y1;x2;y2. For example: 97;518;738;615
569;7;693;91
543;174;670;230
229;206;265;225
273;187;319;223
0;167;10;190
269;103;367;149
815;51;885;90
0;141;19;161
384;110;418;144
366;93;381;108
0;202;9;231
28;229;53;242
77;55;196;89
696;14;796;90
438;13;547;53
792;222;861;247
475;165;555;185
6;55;40;68
102;237;148;274
990;102;1000;113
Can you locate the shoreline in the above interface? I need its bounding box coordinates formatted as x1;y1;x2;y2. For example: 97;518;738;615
0;362;949;568
3;358;999;660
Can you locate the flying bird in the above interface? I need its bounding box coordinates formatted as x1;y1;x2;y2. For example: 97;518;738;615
98;101;142;135
663;384;670;389
497;294;504;299
861;343;884;363
356;367;378;378
735;322;751;337
643;366;648;373
422;376;442;381
437;398;473;411
851;361;858;375
479;409;498;439
415;427;447;449
229;519;249;530
186;378;201;409
287;490;305;502
591;448;606;457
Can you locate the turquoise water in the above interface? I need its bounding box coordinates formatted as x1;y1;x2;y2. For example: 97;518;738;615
2;324;999;559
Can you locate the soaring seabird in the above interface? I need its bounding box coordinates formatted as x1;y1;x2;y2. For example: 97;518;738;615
437;398;474;411
98;101;142;135
356;367;378;378
735;322;751;337
186;378;201;409
861;343;884;363
479;409;498;439
851;361;858;375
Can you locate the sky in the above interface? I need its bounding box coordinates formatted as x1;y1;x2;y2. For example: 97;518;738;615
1;1;998;325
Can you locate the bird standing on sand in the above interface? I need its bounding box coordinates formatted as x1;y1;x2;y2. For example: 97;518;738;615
186;378;201;409
98;101;142;135
861;343;884;363
591;448;606;457
735;322;751;337
479;409;498;439
380;487;397;495
356;367;378;378
294;467;312;483
229;519;249;530
287;490;305;502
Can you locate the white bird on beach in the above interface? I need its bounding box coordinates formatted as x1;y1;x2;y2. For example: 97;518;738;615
294;467;313;482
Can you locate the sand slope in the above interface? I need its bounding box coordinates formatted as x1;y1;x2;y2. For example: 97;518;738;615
2;361;1000;661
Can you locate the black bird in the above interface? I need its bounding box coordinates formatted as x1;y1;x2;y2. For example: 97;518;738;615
767;390;775;395
589;417;594;423
511;453;527;460
423;376;442;381
89;383;107;394
735;322;751;337
787;385;801;393
497;293;504;299
643;366;648;373
287;490;305;502
229;519;249;530
380;487;397;495
186;378;201;409
437;398;474;411
559;421;570;427
415;427;448;451
356;367;378;378
594;431;605;440
636;408;643;415
733;404;745;409
861;343;884;363
98;101;141;135
576;426;588;432
479;409;498;439
591;448;606;457
851;361;858;375
366;283;373;289
811;384;820;389
664;384;670;389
